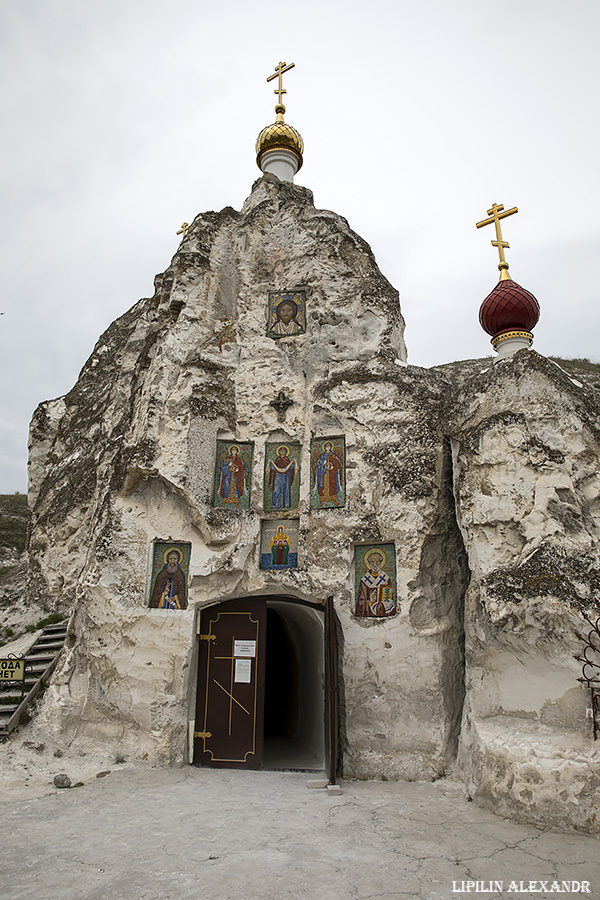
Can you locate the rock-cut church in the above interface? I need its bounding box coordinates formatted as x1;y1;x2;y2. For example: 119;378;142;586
24;63;600;833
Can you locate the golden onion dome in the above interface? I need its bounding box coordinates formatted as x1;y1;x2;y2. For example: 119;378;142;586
256;106;304;171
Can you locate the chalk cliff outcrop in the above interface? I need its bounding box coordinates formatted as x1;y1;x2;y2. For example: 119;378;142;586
24;176;600;831
447;352;600;831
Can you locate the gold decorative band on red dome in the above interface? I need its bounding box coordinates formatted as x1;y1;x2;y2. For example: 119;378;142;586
491;330;533;348
479;279;540;337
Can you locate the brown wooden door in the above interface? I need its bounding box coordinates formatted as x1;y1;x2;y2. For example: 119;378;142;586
325;594;338;784
194;599;266;768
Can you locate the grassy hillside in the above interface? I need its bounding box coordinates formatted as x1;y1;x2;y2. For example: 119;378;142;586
0;493;29;555
548;357;600;393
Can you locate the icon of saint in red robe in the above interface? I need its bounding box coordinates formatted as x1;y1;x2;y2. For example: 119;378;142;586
314;441;343;505
219;444;245;505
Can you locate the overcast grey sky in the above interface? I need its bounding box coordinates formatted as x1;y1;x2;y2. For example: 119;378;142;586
1;0;599;493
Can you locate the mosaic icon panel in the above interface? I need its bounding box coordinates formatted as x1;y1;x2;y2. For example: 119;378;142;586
267;290;307;339
310;436;345;509
264;442;301;512
354;542;397;618
213;441;254;509
149;542;191;610
260;519;299;570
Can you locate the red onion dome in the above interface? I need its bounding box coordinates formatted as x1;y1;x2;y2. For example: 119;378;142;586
479;279;540;338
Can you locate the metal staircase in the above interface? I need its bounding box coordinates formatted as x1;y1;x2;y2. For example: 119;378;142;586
0;621;68;739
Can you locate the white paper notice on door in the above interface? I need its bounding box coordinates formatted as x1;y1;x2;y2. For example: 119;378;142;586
235;658;252;683
234;640;256;658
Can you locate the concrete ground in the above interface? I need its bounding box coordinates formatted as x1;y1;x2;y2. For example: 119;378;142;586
1;767;599;900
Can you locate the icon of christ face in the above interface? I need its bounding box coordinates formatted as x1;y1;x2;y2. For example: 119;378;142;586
278;301;296;325
268;293;305;338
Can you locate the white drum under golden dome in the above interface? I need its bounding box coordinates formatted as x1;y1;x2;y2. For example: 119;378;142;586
256;106;304;182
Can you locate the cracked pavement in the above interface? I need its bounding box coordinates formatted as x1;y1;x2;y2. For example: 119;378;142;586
1;768;598;900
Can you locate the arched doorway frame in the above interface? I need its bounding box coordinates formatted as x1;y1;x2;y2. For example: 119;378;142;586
189;593;338;777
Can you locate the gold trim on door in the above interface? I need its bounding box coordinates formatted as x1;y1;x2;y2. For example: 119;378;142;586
200;611;260;763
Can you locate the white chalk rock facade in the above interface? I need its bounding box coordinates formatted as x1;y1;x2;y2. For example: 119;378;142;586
448;353;600;832
27;176;600;831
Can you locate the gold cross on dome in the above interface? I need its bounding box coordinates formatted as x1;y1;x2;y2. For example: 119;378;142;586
267;61;295;110
476;203;518;281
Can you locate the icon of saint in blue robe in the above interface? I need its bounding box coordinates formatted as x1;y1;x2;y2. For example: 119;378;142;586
267;447;296;509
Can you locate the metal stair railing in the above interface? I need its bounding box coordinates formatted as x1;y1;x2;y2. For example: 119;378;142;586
0;621;68;739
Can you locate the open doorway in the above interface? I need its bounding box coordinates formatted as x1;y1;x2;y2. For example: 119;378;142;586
193;597;326;771
263;600;325;770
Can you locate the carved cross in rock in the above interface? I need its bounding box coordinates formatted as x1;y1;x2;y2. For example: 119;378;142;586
270;390;294;423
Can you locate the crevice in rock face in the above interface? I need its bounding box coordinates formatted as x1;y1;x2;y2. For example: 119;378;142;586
409;438;471;769
442;447;471;767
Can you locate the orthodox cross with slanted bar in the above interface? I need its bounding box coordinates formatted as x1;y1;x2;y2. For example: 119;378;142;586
177;222;190;244
267;61;295;110
476;203;518;280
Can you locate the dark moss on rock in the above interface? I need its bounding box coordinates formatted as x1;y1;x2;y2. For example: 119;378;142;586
350;516;383;545
95;505;123;562
29;403;60;443
446;352;600;444
548;357;600;395
482;543;600;611
33;452;98;531
189;371;236;430
313;361;449;403
458;411;527;454
365;442;438;500
110;439;158;492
